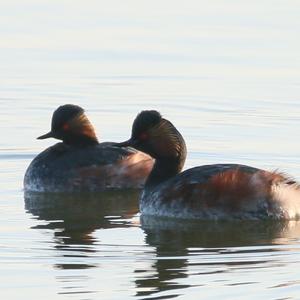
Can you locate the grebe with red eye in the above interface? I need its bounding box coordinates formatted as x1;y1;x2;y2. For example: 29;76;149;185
24;104;154;192
118;110;300;220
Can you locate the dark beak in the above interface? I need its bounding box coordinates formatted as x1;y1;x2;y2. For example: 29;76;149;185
116;138;136;148
37;131;54;140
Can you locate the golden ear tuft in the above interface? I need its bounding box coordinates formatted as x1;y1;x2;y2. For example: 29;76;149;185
69;112;98;141
148;119;186;159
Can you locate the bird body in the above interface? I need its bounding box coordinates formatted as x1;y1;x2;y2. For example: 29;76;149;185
118;110;300;220
24;105;153;192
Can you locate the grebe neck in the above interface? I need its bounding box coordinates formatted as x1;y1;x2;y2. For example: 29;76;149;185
145;156;185;191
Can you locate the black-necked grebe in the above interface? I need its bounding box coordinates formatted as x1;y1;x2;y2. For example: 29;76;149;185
118;110;300;220
24;104;154;192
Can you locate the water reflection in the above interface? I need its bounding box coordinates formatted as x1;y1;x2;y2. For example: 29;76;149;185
23;192;300;299
24;190;139;269
137;216;300;299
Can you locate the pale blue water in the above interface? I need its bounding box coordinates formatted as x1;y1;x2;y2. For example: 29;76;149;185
1;1;300;299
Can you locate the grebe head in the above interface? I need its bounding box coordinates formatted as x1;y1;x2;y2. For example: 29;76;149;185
118;110;186;165
37;104;98;146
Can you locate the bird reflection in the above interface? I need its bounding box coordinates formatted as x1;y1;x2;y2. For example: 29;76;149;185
136;216;300;298
24;190;139;269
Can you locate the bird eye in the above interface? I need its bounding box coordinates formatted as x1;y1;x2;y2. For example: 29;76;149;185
62;123;69;130
139;132;148;140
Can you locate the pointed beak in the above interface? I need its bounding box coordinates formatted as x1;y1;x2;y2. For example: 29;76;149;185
37;131;54;140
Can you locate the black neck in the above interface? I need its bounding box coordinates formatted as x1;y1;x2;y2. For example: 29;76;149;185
144;156;185;191
63;134;99;146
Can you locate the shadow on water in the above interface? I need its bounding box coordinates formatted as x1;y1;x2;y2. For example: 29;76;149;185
135;216;300;299
24;190;140;269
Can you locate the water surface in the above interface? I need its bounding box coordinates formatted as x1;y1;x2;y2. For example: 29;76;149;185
1;1;300;299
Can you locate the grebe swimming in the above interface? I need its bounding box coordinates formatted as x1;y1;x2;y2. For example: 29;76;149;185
117;110;300;220
24;105;154;192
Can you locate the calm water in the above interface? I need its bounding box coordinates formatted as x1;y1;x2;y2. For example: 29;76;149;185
1;1;300;299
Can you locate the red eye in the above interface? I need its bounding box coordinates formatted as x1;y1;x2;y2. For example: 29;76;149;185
63;123;69;130
139;133;148;140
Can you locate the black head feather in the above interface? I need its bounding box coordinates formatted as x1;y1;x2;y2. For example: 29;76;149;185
38;104;98;145
51;104;84;132
125;110;186;163
131;110;162;138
